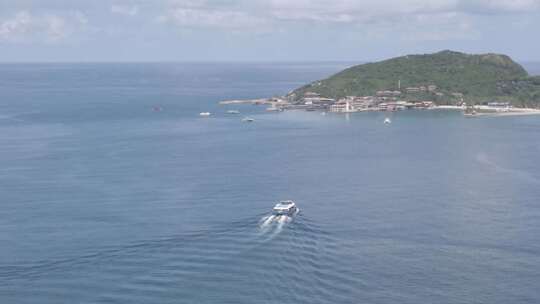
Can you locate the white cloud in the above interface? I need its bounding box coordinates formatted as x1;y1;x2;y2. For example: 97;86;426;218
156;0;534;30
158;8;269;30
1;0;539;46
111;4;139;16
460;0;540;13
400;12;480;41
154;0;540;43
73;11;88;25
155;0;459;40
0;10;88;43
0;11;32;41
45;15;68;40
264;0;540;23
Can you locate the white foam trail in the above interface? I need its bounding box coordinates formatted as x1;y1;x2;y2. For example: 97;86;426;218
265;225;282;241
476;152;540;184
258;213;296;241
276;219;285;231
0;114;23;122
262;215;288;240
260;215;275;227
258;215;276;235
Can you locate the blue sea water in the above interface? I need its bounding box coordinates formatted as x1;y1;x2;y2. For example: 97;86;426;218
1;62;540;304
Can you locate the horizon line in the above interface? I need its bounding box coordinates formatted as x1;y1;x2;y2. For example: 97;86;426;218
0;58;539;64
0;60;362;64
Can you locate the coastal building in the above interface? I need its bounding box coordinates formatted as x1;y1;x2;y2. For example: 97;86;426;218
487;102;511;108
394;101;408;110
302;91;335;106
378;103;388;111
309;97;335;105
406;87;421;93
329;103;344;112
354;100;375;109
378;101;408;111
348;96;376;109
428;85;437;91
330;100;356;113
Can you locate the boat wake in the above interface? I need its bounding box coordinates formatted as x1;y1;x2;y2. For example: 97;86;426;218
0;113;26;122
476;152;540;184
258;211;298;240
4;211;352;304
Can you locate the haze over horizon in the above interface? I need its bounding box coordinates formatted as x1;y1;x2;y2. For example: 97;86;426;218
1;0;540;62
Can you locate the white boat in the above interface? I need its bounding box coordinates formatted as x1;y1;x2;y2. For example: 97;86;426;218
272;200;298;216
242;117;254;122
384;117;391;124
199;112;211;117
226;110;240;114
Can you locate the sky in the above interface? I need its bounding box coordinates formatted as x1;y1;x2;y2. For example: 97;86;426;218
0;0;540;62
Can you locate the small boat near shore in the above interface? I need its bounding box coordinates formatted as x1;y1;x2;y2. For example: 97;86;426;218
242;117;254;122
226;110;240;114
199;112;211;117
464;105;477;117
384;117;392;124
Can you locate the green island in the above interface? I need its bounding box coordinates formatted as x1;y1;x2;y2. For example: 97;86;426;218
290;50;540;107
221;50;540;116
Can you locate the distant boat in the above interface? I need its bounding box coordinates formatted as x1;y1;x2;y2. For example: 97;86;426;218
242;117;254;122
199;112;211;117
384;117;392;124
226;110;240;114
272;200;298;216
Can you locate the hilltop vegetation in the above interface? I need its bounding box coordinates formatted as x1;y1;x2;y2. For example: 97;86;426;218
289;50;540;107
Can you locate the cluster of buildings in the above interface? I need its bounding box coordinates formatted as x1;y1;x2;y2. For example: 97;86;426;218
224;84;522;114
292;92;435;113
259;83;471;113
224;82;520;114
487;102;510;108
405;85;438;93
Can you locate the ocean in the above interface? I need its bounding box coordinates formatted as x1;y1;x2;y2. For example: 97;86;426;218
1;62;540;303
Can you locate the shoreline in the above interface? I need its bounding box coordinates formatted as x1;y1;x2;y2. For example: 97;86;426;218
218;98;540;117
436;105;540;116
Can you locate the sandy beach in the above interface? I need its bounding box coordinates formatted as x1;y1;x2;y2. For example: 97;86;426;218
436;105;540;116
